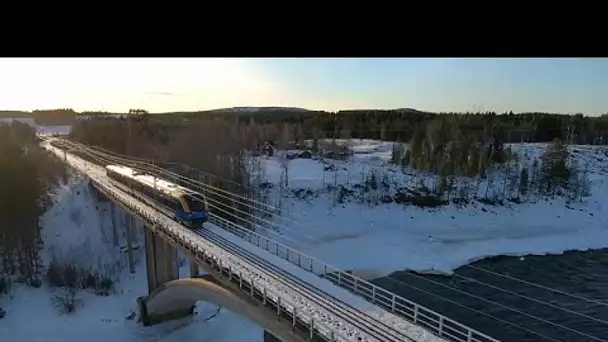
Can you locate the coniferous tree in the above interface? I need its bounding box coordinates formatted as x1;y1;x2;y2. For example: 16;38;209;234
519;167;530;197
539;138;571;196
409;128;424;170
0;123;62;287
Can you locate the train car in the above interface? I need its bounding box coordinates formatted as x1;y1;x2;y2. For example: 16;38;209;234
105;164;208;228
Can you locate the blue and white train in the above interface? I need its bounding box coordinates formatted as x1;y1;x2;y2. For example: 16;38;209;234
105;164;208;228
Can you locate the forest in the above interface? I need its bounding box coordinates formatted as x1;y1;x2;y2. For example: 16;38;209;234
68;114;266;227
4;107;608;145
0;122;66;303
0;122;123;315
68;109;599;217
0;107;604;316
197;109;608;145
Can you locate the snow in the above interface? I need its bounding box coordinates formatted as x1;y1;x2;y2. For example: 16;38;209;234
252;139;608;278
41;141;415;342
6;133;608;342
1;256;261;342
37;125;72;136
201;221;445;342
0;117;71;136
1;145;263;342
107;164;187;197
106;164;202;201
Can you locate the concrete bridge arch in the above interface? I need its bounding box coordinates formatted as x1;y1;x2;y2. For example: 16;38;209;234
138;275;309;342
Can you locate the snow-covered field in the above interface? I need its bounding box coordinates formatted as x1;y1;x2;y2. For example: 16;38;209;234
253;139;608;278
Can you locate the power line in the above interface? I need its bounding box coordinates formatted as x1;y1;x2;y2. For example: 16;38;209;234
86;142;608;316
72;140;608;311
113;143;607;317
385;271;608;342
192;188;608;339
78;146;329;251
450;272;608;326
137;166;608;340
379;276;564;342
464;264;608;308
190;191;608;336
82;142;338;236
73;146;564;342
59;139;607;342
73;139;608;314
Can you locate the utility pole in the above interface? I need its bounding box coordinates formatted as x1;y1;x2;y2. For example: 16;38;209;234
128;112;132;155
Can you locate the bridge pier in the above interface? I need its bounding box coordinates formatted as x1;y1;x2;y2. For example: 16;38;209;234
189;259;199;277
140;227;189;326
144;227;179;294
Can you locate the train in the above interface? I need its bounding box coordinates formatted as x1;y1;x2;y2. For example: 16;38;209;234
105;164;209;228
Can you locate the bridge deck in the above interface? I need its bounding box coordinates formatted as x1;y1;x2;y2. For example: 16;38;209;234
42;137;499;342
200;223;443;341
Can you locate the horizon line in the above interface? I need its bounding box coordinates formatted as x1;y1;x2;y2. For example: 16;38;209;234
0;106;607;116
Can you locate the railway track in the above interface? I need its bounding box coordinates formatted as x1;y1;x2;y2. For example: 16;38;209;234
104;158;417;342
43;136;487;342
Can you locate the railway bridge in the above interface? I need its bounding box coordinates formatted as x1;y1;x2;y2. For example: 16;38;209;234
41;137;500;342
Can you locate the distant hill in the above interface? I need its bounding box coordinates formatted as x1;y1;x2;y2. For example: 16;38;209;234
394;108;425;113
206;106;314;114
0;107;429;118
183;106;429;117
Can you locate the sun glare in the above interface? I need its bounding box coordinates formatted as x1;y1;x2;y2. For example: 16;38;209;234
0;58;281;112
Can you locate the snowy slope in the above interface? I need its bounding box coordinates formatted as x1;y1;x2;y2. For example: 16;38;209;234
0;174;263;342
252;139;608;278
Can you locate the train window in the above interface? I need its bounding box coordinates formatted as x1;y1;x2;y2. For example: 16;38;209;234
184;194;205;212
169;198;179;211
166;197;179;211
159;195;174;210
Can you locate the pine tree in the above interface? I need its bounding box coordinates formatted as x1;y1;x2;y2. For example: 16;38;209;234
402;149;411;171
0;125;45;286
391;143;400;164
468;145;480;177
519;167;529;197
409;128;424;170
539;138;571;196
529;159;541;198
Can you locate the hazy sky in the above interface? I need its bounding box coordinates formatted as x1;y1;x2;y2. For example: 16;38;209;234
1;58;607;115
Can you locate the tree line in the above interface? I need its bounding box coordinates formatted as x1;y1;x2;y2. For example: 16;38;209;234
206;109;608;145
389;118;593;206
69;110;602;210
5;107;608;145
0;122;65;295
68;114;269;227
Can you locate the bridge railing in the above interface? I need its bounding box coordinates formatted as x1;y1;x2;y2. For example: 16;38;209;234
209;214;500;342
46;145;353;342
49;139;500;342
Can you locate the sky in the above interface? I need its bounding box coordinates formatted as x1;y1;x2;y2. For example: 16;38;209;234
0;58;606;115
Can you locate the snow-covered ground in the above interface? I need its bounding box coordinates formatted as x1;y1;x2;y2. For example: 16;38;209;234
0;117;72;136
252;139;608;278
46;140;447;342
0;174;263;342
3;128;608;342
